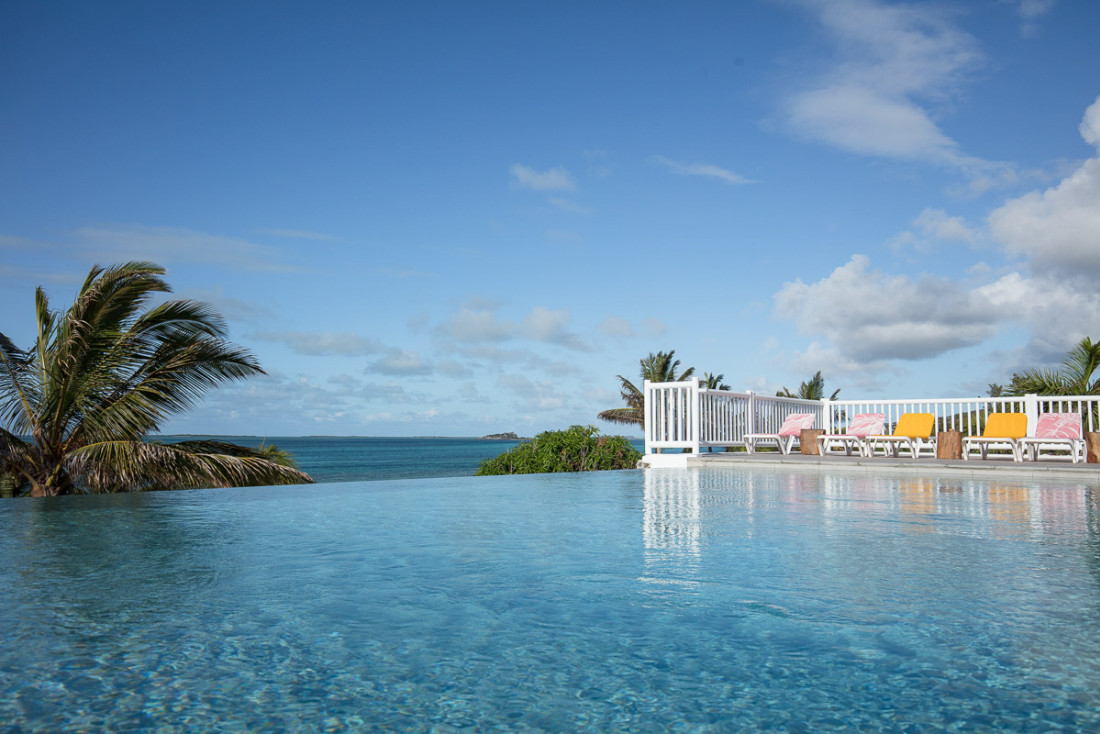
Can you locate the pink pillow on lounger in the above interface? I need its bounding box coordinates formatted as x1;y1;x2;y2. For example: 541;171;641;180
778;413;817;436
847;413;885;437
1034;413;1081;439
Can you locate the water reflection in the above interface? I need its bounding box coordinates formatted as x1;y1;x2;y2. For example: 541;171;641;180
641;467;1099;557
641;469;703;589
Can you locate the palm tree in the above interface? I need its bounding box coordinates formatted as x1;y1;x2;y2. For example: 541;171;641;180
0;261;313;497
597;350;695;427
702;372;731;391
1006;337;1100;396
777;370;840;400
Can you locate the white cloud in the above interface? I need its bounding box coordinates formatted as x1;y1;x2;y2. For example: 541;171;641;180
889;207;979;253
72;224;300;272
786;85;957;160
787;341;891;391
519;306;590;351
1010;0;1056;36
651;156;755;185
253;330;386;356
509;164;576;191
775;254;1001;363
439;303;515;342
988;95;1100;279
600;315;635;338
499;374;566;411
782;0;1010;183
1081;94;1100;145
0;234;45;251
976;271;1100;363
437;302;589;350
185;287;275;322
369;349;434;376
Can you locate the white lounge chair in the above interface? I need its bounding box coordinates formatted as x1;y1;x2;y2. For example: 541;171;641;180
816;412;885;457
744;412;817;455
865;413;935;459
1017;412;1084;463
962;413;1027;462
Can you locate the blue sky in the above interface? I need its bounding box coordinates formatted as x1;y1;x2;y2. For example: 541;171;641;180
2;0;1098;437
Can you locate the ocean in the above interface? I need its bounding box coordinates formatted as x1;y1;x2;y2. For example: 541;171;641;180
157;435;646;483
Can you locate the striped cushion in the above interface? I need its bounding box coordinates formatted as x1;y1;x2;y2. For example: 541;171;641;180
778;413;817;437
1034;413;1081;439
847;413;885;437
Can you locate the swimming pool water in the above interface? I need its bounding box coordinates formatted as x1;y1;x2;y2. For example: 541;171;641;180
2;467;1099;731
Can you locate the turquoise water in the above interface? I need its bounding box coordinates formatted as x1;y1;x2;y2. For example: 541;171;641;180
157;435;645;483
3;467;1100;731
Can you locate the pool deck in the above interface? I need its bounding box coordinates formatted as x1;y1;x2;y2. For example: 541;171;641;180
641;450;1100;482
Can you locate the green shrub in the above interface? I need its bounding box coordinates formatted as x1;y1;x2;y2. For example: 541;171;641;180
476;425;641;476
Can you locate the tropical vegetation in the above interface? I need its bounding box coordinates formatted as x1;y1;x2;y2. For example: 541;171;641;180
702;372;731;390
597;350;696;427
476;425;641;475
777;370;839;401
0;261;314;497
1005;336;1100;397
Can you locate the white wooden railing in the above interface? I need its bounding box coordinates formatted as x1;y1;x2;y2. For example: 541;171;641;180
643;379;1100;454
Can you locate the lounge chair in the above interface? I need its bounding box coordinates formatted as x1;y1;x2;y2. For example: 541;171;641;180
962;413;1027;461
1017;412;1084;463
816;413;885;457
743;413;817;455
865;413;935;459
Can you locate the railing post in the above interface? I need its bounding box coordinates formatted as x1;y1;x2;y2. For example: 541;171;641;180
690;378;702;454
746;390;756;437
643;379;652;455
1024;393;1039;437
821;398;832;433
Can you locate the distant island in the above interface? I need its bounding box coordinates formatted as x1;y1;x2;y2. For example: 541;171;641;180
480;432;524;440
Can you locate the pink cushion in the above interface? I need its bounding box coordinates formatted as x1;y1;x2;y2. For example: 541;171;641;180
1034;413;1081;439
846;413;885;437
778;413;817;436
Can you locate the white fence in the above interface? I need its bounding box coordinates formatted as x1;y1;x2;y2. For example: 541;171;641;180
643;379;1100;454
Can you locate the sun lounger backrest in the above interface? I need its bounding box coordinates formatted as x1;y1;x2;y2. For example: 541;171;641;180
893;413;934;438
1034;412;1081;439
847;413;884;437
777;413;817;437
982;412;1027;439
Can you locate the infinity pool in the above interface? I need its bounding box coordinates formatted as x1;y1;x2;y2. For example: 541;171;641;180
2;468;1099;731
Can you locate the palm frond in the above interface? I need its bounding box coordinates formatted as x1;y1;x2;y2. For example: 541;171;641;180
596;408;642;426
68;440;313;493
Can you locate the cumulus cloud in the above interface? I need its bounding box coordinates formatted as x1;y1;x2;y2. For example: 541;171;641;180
597;315;667;340
369;349;434;376
988;95;1100;280
437;301;589;350
651;156;756;185
976;272;1100;364
889;207;979;253
782;0;1010;183
253;330;386;356
775;254;1001;362
498;374;565;411
439;303;515;342
520;306;590;351
509;164;576;191
72;224;300;272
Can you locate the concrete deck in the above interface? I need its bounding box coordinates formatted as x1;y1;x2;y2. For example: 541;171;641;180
640;450;1100;483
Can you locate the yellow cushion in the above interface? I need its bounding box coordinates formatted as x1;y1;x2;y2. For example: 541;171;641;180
892;413;934;438
982;413;1027;439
